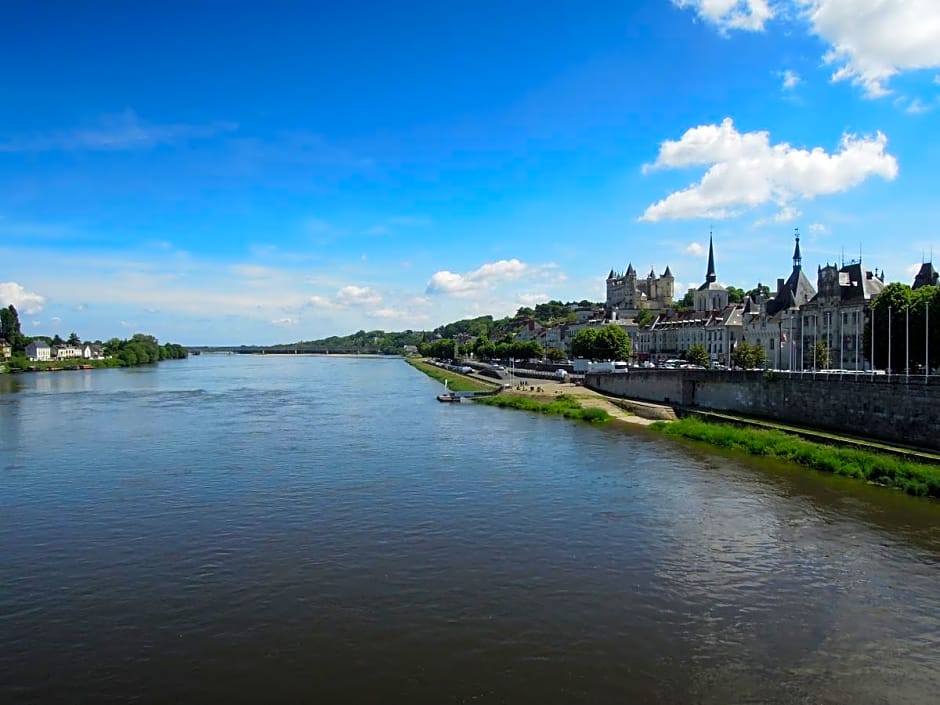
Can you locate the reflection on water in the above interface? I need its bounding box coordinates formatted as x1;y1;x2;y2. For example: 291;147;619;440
1;356;938;704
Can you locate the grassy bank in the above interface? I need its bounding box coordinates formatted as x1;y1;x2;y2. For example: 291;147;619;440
475;393;610;423
404;358;496;392
652;417;940;499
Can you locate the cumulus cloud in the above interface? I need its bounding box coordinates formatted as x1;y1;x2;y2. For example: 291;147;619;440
0;281;46;314
685;242;706;256
803;0;940;97
271;317;299;326
335;285;382;307
50;316;62;325
780;69;801;90
639;118;898;221
673;0;774;32
426;258;530;297
808;222;829;235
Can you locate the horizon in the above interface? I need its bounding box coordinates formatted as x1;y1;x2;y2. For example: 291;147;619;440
2;1;939;346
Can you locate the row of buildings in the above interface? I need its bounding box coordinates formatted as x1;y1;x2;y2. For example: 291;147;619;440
14;339;107;363
514;234;938;370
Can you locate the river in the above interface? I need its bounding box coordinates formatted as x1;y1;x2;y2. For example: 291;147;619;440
1;355;938;704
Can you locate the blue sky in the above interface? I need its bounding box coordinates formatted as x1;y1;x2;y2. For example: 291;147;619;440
2;0;938;345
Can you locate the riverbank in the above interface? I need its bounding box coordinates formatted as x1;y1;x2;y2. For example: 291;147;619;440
653;416;940;499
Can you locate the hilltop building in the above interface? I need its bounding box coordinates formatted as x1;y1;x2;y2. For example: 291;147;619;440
606;262;674;317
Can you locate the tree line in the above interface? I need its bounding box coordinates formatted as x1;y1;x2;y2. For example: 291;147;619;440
1;304;187;368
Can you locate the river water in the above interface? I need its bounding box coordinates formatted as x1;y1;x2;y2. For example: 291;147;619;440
1;355;938;704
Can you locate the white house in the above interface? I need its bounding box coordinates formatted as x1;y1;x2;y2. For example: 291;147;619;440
25;340;52;362
54;344;83;360
0;338;11;360
82;343;106;360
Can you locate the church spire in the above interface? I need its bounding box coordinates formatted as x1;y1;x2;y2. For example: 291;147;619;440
792;228;802;272
705;230;716;283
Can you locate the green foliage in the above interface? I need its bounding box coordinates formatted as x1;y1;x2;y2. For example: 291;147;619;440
685;343;709;367
67;332;81;345
868;283;940;372
475;393;610;423
813;340;831;369
544;347;567;362
747;283;771;301
0;305;25;351
635;308;655;328
405;358;497;392
731;341;767;369
653;417;940;498
727;286;745;304
677;290;695;310
571;325;632;361
106;333;188;367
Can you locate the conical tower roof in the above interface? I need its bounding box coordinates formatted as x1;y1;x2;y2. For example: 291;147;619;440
705;234;716;283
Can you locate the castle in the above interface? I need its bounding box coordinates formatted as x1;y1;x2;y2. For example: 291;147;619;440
605;263;674;315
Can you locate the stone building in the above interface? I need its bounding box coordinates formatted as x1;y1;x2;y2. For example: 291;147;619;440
741;235;817;370
606;263;674;315
636;236;742;364
799;259;885;370
912;262;939;290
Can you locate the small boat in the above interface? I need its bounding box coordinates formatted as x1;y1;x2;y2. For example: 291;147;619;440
436;379;462;403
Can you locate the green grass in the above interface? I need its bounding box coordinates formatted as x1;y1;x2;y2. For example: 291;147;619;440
652;417;940;499
405;358;496;392
475;393;610;423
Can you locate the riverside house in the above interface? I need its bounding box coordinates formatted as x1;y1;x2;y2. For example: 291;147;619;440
0;338;11;360
25;340;52;362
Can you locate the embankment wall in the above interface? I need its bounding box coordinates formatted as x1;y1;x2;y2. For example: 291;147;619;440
586;370;940;451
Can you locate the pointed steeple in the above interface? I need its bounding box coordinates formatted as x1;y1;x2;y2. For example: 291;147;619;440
705;231;716;283
663;265;672;277
626;263;635;276
792;228;802;272
608;268;615;280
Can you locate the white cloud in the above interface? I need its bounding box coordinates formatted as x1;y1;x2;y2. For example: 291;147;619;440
808;222;829;234
906;263;922;278
426;258;529;297
371;308;431;322
232;264;276;278
517;292;550;306
0;108;235;152
0;281;46;314
685;242;706;255
361;225;388;236
306;295;335;310
780;69;801;90
335;285;382;307
673;0;774;32
639;118;898;221
904;98;931;114
754;205;802;226
271;317;299;326
802;0;940;97
50;316;62;325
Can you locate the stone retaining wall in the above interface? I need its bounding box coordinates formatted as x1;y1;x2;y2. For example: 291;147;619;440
586;370;940;451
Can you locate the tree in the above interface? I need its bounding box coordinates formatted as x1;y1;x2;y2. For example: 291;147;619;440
746;283;771;301
867;283;940;373
727;286;745;304
685;343;709;367
635;309;655;328
732;341;768;369
545;347;566;362
52;334;64;346
0;305;24;351
813;340;831;370
68;332;81;345
571;325;631;361
677;290;694;310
